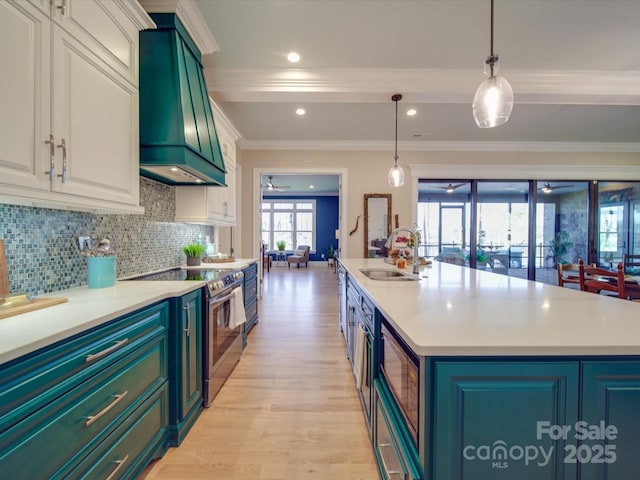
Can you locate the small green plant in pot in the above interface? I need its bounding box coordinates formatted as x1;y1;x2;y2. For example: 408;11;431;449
276;240;286;251
183;244;206;266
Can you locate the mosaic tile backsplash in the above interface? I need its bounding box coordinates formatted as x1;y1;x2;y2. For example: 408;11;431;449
0;177;213;296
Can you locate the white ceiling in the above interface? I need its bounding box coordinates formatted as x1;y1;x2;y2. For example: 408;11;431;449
261;174;340;195
195;0;640;152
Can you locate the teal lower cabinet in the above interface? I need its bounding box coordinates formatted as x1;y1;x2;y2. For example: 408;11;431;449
431;361;579;480
167;289;203;446
374;379;423;480
580;361;640;480
242;262;259;346
64;384;169;479
0;302;170;479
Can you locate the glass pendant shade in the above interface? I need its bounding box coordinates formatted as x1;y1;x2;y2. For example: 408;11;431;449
472;70;514;128
388;156;405;187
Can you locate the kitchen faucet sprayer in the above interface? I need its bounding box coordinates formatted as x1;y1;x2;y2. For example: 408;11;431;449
385;225;421;274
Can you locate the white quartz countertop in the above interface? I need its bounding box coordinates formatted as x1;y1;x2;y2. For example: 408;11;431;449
340;258;640;357
0;259;258;364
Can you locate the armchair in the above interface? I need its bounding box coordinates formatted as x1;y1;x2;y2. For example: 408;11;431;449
288;245;310;268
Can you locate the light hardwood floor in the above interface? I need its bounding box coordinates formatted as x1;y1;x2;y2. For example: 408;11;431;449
141;265;378;479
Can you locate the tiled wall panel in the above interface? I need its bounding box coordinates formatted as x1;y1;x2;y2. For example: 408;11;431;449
0;178;213;295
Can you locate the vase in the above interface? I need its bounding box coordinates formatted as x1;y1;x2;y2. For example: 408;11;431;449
186;256;201;266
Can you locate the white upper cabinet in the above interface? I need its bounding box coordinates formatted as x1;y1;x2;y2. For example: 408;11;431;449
176;101;240;226
0;0;154;213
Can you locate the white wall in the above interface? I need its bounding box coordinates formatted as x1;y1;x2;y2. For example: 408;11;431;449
237;149;640;259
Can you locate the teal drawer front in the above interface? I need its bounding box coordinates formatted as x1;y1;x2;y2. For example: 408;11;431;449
63;384;169;480
0;336;167;479
0;302;168;430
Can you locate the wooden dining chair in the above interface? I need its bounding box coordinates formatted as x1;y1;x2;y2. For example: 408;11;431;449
557;262;582;287
578;259;626;299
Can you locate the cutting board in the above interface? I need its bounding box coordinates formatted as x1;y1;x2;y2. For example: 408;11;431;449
0;239;8;295
0;297;68;320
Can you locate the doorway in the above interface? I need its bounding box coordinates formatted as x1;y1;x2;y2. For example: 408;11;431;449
253;168;348;264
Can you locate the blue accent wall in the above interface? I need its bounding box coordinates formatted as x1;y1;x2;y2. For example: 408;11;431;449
264;195;338;262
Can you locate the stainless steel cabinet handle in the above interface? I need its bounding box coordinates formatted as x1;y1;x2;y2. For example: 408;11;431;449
56;138;67;183
379;443;404;478
85;391;128;426
56;0;66;15
183;304;191;336
104;454;129;480
44;134;55;181
85;338;129;363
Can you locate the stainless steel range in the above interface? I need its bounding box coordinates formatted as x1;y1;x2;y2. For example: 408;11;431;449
129;267;244;406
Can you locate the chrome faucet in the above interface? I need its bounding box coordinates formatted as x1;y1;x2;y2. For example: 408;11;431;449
385;226;420;274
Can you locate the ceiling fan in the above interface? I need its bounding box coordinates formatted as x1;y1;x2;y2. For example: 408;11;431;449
262;176;291;192
436;183;466;193
539;182;574;194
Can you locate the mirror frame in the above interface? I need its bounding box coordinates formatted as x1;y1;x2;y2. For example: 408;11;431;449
363;193;392;258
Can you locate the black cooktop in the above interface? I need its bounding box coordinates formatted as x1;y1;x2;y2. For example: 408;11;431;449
130;267;233;282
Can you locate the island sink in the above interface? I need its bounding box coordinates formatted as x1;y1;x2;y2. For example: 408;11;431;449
359;268;418;281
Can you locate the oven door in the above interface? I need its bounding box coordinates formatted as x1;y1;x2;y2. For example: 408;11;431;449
208;285;242;367
203;283;243;406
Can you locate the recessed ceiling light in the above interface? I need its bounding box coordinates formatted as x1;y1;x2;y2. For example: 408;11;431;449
309;185;315;189
407;109;417;116
296;108;306;116
170;167;178;172
287;52;300;63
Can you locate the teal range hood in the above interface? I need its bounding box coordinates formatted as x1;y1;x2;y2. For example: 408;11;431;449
139;13;226;186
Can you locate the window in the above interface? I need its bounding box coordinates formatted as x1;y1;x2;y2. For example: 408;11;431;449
261;200;316;251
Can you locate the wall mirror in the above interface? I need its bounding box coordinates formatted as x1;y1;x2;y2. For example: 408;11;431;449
363;194;392;257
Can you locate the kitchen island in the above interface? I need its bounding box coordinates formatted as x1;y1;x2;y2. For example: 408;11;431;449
339;258;640;480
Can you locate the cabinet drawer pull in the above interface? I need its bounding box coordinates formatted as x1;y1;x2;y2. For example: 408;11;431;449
85;338;129;363
44;134;55;181
85;391;128;427
56;138;67;183
56;0;67;15
183;304;190;336
104;454;129;480
379;442;404;478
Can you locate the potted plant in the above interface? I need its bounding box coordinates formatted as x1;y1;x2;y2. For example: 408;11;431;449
276;240;286;251
326;245;335;259
182;244;206;266
548;231;572;266
326;245;335;266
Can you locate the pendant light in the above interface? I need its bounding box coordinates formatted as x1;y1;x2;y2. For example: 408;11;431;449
472;0;513;128
388;94;405;187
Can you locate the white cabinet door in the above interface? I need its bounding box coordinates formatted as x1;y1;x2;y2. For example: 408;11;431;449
0;1;51;192
0;0;147;213
203;162;235;225
50;25;139;206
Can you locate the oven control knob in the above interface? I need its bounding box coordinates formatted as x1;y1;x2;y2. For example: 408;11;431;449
213;281;224;290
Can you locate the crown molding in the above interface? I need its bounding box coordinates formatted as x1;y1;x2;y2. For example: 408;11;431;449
237;139;640;153
408;164;640;181
113;0;155;30
206;68;640;105
138;0;218;54
210;100;241;142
